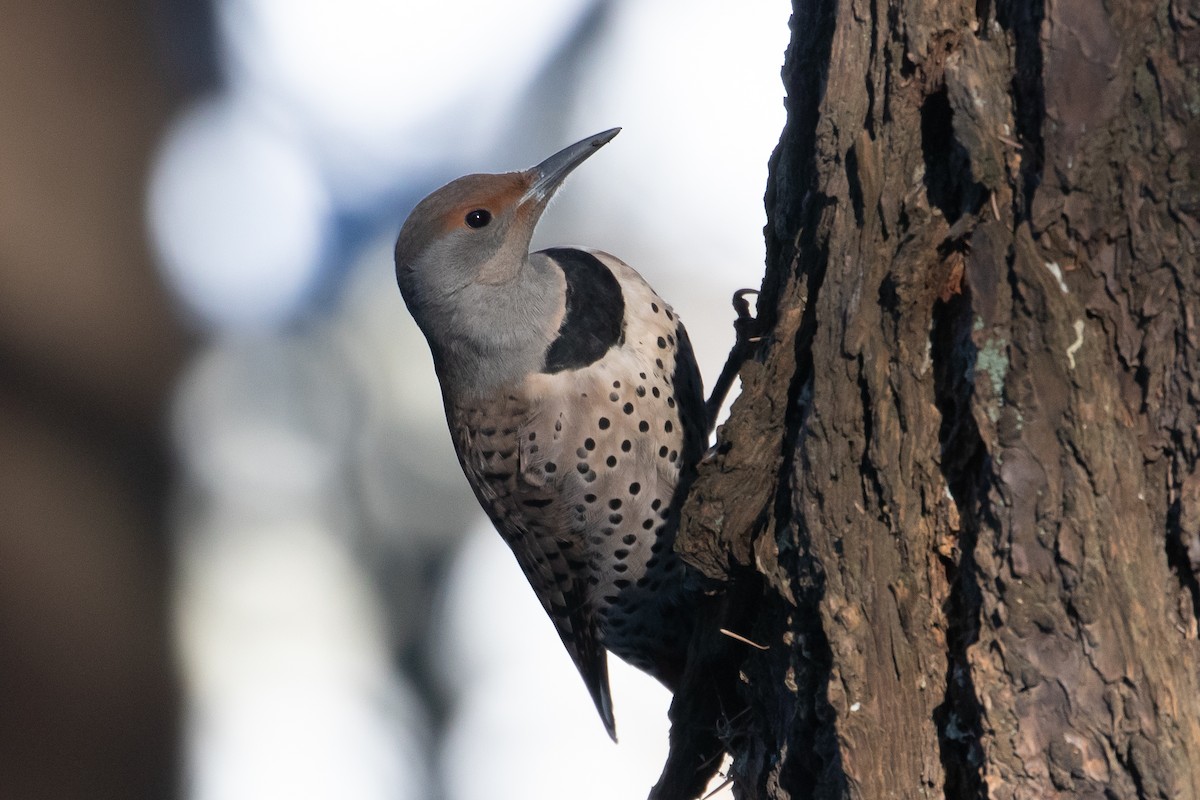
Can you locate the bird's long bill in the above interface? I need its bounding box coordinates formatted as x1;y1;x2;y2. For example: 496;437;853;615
521;128;621;205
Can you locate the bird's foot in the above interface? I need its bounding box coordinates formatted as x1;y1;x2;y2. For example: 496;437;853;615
703;289;766;433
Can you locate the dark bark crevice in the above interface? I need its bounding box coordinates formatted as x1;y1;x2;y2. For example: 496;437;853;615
763;0;839;314
856;358;888;523
751;210;840;796
1166;450;1200;623
994;0;1045;222
919;86;987;226
1164;262;1200;622
777;291;844;800
930;284;989;800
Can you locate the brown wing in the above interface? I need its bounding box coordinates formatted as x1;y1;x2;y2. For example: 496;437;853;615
447;393;616;740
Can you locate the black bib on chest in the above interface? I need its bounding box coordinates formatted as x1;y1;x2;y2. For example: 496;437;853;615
541;248;625;373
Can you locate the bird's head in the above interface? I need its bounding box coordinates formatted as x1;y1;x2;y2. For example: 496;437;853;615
394;128;620;393
394;128;620;316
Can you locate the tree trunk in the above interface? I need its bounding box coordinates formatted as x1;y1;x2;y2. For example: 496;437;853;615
673;0;1200;797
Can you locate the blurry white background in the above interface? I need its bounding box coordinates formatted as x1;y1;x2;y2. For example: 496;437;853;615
154;1;789;798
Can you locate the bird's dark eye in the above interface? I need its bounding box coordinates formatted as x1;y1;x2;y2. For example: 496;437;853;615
465;209;492;229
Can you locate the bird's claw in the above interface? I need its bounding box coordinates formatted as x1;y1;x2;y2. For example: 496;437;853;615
732;288;758;320
730;289;765;353
703;288;767;432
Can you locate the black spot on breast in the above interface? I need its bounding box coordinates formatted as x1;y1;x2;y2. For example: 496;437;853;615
540;248;625;373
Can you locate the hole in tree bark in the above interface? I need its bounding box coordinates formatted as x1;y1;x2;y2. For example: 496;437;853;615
920;87;986;225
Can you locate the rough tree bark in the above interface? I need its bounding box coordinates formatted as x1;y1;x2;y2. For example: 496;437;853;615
671;0;1200;797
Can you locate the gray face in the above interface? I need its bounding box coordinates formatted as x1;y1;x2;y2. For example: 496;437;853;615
395;172;528;320
393;130;621;396
394;171;562;396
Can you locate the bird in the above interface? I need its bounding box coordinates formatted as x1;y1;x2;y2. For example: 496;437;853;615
394;128;708;741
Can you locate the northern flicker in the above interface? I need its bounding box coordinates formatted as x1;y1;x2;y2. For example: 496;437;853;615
394;129;707;740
